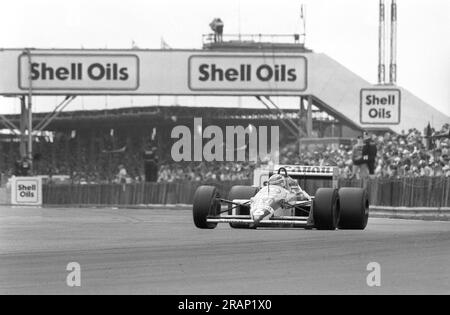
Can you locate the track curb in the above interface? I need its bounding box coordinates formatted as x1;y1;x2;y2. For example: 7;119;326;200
369;206;450;221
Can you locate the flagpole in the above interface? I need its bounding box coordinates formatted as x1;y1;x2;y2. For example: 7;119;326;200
300;4;306;45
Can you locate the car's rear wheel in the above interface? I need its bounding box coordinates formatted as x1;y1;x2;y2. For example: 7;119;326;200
338;188;369;230
313;188;340;230
193;186;221;229
228;186;259;229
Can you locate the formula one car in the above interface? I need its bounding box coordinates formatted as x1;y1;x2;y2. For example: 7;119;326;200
192;166;369;230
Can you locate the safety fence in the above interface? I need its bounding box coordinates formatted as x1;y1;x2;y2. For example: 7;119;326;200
41;177;450;208
343;177;450;208
42;180;250;206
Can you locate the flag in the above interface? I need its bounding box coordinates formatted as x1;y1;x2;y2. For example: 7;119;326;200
161;37;171;49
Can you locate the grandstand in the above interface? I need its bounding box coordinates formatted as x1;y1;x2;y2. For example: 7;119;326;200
0;105;448;182
0;105;341;180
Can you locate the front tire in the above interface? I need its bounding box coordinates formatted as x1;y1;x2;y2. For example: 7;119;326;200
193;186;220;229
338;188;369;230
313;188;340;230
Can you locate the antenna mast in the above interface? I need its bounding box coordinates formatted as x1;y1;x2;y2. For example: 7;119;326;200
378;0;386;84
389;0;397;84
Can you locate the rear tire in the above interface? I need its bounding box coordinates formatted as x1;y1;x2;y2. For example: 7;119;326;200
338;188;369;230
228;186;259;229
313;188;340;230
193;186;220;229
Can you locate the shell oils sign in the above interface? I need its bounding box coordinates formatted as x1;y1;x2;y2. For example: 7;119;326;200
188;55;307;92
360;89;401;125
19;54;139;91
11;177;42;206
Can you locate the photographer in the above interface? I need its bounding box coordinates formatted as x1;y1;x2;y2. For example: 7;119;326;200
362;132;378;177
351;136;367;179
144;146;159;182
14;157;31;176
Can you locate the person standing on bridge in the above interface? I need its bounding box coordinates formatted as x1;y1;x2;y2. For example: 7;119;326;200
209;18;224;42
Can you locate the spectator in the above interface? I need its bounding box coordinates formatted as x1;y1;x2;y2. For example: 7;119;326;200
116;164;127;184
362;133;377;176
209;18;224;42
351;136;364;179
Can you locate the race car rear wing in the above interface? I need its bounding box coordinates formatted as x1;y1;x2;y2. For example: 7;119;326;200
253;165;338;188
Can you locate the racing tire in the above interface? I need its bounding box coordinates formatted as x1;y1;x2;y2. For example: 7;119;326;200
338;188;369;230
193;186;221;229
313;188;340;230
228;186;259;229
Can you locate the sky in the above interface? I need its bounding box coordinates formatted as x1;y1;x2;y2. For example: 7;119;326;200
0;0;448;116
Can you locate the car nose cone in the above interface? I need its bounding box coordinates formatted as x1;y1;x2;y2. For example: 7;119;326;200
252;206;274;224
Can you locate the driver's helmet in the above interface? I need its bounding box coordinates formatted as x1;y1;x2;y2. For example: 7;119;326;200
268;174;287;189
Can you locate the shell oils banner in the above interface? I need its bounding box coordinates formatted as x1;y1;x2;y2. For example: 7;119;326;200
11;177;42;206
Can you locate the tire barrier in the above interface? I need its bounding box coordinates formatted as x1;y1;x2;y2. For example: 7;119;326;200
41;177;450;208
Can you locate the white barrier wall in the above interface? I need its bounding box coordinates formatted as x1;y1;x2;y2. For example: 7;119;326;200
0;187;10;204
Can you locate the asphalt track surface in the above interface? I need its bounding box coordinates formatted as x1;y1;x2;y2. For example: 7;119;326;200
0;206;449;295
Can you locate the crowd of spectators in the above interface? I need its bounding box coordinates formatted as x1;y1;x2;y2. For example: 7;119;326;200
1;124;449;185
372;127;450;178
279;124;450;179
157;161;255;182
155;124;450;181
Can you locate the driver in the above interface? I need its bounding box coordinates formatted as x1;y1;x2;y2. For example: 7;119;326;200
268;173;310;200
267;174;288;189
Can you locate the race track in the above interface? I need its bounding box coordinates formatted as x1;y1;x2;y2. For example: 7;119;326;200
0;206;449;294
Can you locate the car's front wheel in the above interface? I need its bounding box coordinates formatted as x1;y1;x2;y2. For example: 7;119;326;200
193;186;220;229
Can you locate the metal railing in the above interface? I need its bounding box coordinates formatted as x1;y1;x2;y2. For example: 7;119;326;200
202;33;305;45
42;177;450;207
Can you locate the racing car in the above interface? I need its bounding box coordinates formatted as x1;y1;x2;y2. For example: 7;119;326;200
192;166;369;230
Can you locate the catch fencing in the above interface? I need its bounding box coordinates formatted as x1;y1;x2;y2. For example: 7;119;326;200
41;177;450;208
341;177;450;208
42;180;249;206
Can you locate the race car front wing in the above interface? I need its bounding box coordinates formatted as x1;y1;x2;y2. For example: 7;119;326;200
206;215;312;227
